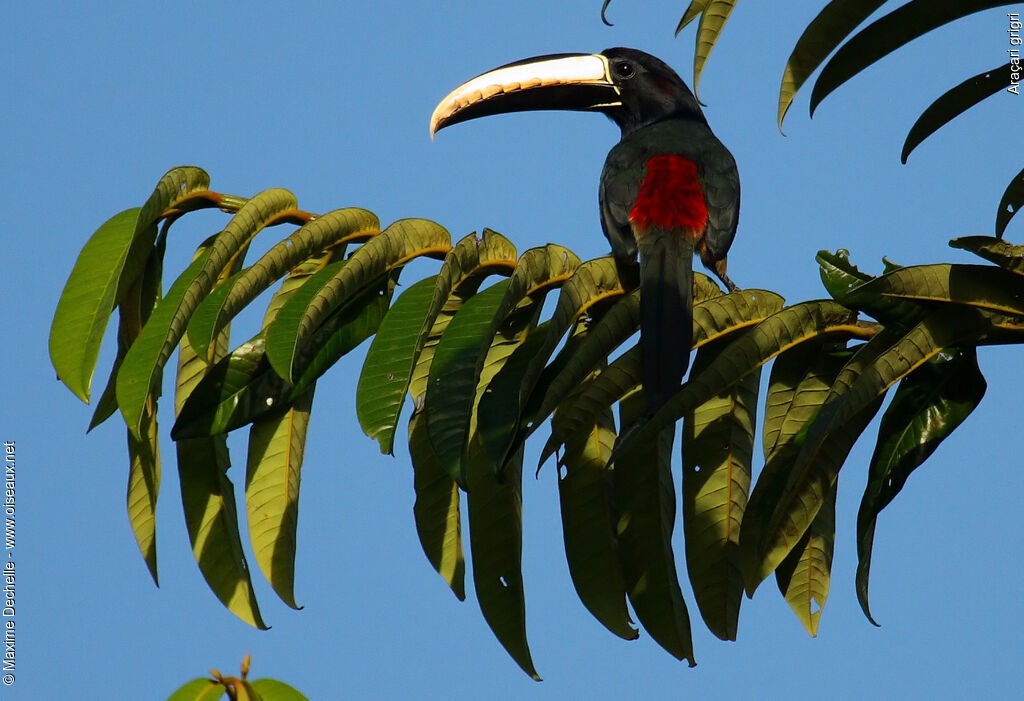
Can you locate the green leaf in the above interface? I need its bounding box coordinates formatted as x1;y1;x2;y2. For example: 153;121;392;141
810;0;1010;116
117;189;298;438
467;444;540;680
682;335;760;642
615;391;695;664
408;409;465;600
775;478;836;637
53;166;212;404
177;432;267;628
50;208;141;402
564;290;791;463
426;281;512;484
356;277;439;453
556;407;637;640
949;236;1024;275
173;273;392;439
901;63;1010;163
691;1;738;96
857;347;986;624
165;678;225;701
846;263;1024;316
187;208;379;362
752;308;988;592
358;230;518;455
246;385;315;609
266;218;450;383
248;678;310;701
995;165;1024;238
778;0;886;128
127;397;161;586
676;1;709;34
816;249;923;326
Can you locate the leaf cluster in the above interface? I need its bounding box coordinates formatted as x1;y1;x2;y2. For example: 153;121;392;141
50;165;1024;676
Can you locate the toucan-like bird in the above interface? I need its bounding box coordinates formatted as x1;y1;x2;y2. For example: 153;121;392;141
430;48;739;409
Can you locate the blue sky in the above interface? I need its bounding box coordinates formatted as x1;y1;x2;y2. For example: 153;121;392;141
3;2;1022;698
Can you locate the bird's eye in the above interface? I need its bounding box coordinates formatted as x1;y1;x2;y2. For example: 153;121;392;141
614;61;635;79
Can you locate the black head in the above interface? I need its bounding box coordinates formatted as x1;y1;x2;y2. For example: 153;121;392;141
599;47;706;134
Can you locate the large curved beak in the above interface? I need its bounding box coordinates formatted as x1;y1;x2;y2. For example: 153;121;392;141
429;53;620;137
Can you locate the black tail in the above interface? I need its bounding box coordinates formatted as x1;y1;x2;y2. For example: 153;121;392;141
638;231;693;411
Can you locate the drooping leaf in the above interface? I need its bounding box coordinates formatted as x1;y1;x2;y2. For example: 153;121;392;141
676;1;709;34
467;444;540;680
949;236;1024;275
176;378;267;628
775;478;836;637
751;307;988;592
173;274;393;439
810;0;1012;116
901;63;1011;163
52;167;212;403
778;0;886;127
692;1;738;97
50;208;141;403
556;407;637;640
246;385;315;610
682;334;760;641
856;347;986;624
357;277;439;452
531;274;721;439
126;396;161;586
846;263;1024;317
615;391;695;664
426;281;512;484
583;290;801;464
995;165;1024;238
266;218;450;383
117;189;299;438
358;230;518;454
187;208;380;361
408;409;465;600
426;245;579;484
401;232;518;595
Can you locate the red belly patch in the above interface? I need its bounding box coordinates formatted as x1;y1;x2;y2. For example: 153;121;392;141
628;155;708;236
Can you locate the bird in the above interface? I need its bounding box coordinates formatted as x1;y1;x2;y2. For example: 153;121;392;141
429;48;739;410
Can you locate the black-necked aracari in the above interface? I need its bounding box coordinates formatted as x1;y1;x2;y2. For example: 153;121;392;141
430;48;739;410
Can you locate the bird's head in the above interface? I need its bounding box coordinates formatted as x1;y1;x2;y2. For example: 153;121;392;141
429;47;705;138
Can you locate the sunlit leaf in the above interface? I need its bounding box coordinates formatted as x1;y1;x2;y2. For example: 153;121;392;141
692;1;738;97
556;407;637;640
682;335;759;641
949;236;1024;275
248;678;310;701
856;347;986;624
810;0;1011;116
751;307;988;592
187;208;379;361
467;444;540;680
117;189;299;438
676;1;709;34
902;63;1010;163
778;0;885;127
775;479;836;637
615;391;695;664
166;678;224;701
847;263;1024;317
266;218;450;383
408;410;465;600
246;386;315;609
